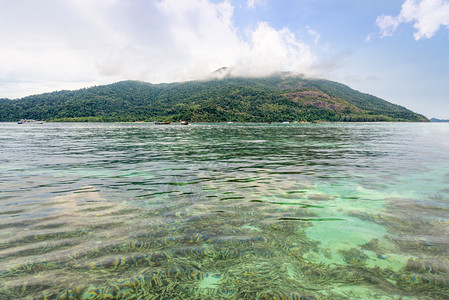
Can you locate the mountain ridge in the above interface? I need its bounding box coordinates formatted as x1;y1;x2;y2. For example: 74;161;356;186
0;75;428;122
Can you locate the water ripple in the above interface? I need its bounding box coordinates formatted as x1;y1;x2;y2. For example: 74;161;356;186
0;122;448;299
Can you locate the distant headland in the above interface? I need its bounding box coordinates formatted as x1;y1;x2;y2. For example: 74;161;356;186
430;118;449;122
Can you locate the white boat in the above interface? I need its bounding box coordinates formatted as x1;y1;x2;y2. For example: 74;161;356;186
17;119;44;124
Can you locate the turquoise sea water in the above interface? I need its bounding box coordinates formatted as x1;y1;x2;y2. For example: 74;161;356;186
0;122;448;299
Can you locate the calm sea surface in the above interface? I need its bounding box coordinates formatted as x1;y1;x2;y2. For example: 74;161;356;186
0;122;448;299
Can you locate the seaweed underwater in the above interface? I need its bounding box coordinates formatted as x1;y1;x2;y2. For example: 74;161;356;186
2;181;448;300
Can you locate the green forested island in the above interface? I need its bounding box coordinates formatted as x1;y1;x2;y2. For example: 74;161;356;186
0;75;428;122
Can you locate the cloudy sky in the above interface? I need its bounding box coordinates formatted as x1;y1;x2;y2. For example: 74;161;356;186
1;0;449;118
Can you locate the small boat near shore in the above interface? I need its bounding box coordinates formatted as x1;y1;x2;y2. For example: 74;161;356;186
18;119;44;124
180;120;189;125
153;121;171;125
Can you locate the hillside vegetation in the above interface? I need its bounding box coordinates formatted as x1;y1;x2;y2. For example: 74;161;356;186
0;76;428;122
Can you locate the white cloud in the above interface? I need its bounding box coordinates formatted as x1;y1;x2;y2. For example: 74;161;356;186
377;0;449;40
365;34;373;42
0;0;317;98
306;26;321;45
247;0;264;9
237;22;316;77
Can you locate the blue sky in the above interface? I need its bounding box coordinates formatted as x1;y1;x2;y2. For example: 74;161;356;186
1;0;448;118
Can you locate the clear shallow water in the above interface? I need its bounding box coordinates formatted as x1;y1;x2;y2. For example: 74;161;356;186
0;122;448;299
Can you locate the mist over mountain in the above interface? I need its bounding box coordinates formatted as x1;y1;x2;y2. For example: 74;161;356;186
0;75;428;122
